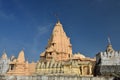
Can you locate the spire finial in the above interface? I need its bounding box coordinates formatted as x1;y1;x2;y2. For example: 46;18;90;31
55;14;60;23
3;49;6;53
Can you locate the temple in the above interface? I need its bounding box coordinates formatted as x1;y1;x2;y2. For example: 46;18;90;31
0;19;120;79
95;38;120;76
0;50;10;75
40;21;72;61
7;50;36;76
36;54;95;76
36;20;95;76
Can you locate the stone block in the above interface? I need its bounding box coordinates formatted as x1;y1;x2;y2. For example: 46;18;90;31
81;77;90;80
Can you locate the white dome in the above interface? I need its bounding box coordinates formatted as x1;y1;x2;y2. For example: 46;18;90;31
73;52;86;58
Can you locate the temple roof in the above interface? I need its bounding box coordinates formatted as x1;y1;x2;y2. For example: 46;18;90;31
1;52;7;59
40;52;45;57
45;20;72;54
2;50;7;59
73;52;86;59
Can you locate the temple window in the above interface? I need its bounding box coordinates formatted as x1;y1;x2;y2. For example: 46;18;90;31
56;53;59;55
10;64;14;70
49;52;52;55
97;58;101;64
109;55;112;58
52;43;55;46
55;30;58;32
68;54;70;58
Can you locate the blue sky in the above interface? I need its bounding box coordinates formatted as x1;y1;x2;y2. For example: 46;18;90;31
0;0;120;62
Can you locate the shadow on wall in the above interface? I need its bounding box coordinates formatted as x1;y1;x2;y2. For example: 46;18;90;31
113;77;120;80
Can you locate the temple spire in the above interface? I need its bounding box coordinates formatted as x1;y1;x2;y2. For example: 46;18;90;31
17;50;25;62
1;49;7;59
41;19;72;61
106;37;114;53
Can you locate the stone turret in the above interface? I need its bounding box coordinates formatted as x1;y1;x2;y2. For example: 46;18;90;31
40;20;72;61
0;50;10;74
7;50;36;76
106;44;114;53
95;38;120;76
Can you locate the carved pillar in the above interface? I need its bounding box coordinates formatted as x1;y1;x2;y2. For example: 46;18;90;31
9;65;11;71
89;65;92;75
81;65;83;75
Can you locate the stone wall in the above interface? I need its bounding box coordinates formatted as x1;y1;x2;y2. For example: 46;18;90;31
0;56;10;74
95;50;120;77
0;75;116;80
94;65;120;76
96;51;120;66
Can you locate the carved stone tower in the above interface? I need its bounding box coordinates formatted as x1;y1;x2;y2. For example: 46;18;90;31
7;50;36;76
40;21;72;61
95;37;120;76
0;50;10;74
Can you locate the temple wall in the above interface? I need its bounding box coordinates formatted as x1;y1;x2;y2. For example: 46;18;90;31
0;75;115;80
95;65;120;76
96;51;120;65
95;50;120;76
0;58;10;74
29;63;36;74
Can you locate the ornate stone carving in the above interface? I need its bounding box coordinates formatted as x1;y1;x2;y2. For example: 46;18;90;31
7;50;36;76
40;21;72;61
36;20;95;76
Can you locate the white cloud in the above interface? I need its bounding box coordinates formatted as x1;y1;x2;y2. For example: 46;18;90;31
31;23;53;54
0;11;15;20
37;24;53;35
38;26;49;35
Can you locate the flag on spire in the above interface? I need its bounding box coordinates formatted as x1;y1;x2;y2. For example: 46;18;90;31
108;36;111;45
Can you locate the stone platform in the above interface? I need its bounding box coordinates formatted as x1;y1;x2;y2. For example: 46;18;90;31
0;75;116;80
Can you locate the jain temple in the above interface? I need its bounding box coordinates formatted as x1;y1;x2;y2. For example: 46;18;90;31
0;20;120;80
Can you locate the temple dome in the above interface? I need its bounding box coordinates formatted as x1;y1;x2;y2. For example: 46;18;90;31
73;52;86;59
